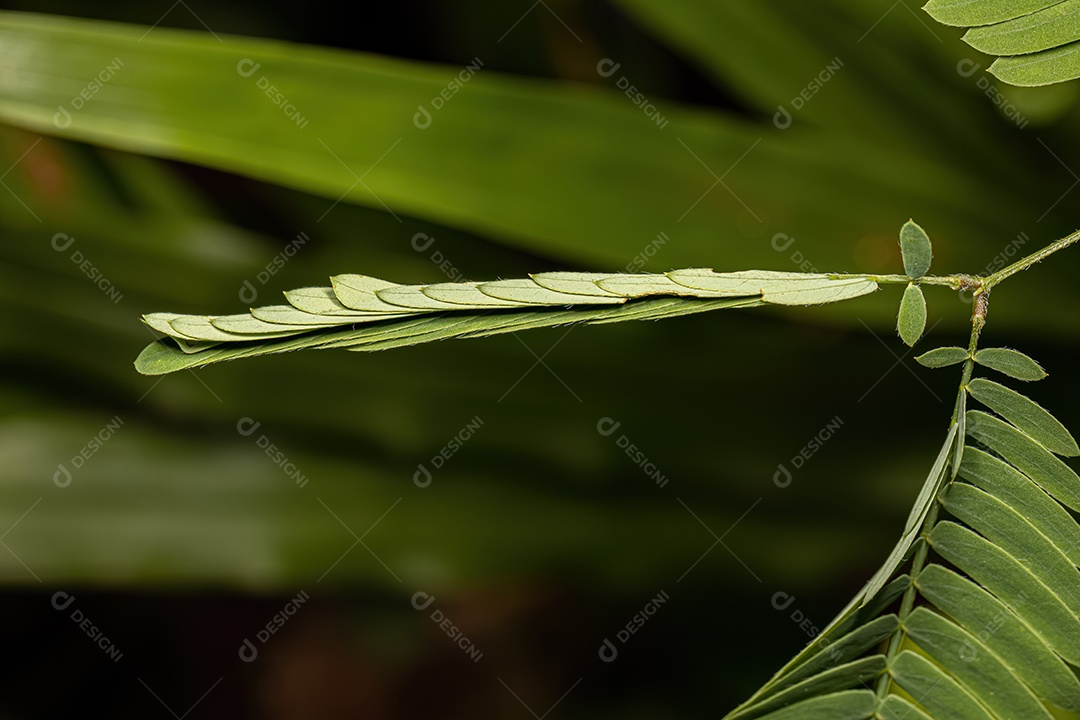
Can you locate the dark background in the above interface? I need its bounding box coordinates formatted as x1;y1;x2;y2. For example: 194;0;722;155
0;1;1077;717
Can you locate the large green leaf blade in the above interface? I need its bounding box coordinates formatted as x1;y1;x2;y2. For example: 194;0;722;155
967;378;1080;456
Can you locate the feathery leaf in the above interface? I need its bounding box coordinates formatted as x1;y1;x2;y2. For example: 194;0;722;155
135;270;878;375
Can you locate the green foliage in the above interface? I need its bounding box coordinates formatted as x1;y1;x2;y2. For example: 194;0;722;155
923;0;1080;85
899;220;933;279
967;377;1080;455
896;283;928;346
915;346;968;368
727;362;1080;718
973;347;1048;380
136;270;877;375
2;4;1079;717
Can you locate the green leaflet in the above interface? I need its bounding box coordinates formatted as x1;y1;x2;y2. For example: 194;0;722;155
923;0;1065;27
896;283;927;346
903;607;1055;720
899;220;932;278
964;0;1080;55
136;270;877;375
967;378;1080;455
915;564;1080;711
136;298;769;375
928;521;1080;666
990;41;1080;85
748;691;876;720
915;346;968;368
860;424;957;603
973;347;1048;381
876;695;934;720
940;483;1080;616
923;0;1080;85
966;410;1080;510
737;575;909;715
743;616;898;707
725;657;885;720
952;391;967;477
958;446;1080;565
889;650;995;720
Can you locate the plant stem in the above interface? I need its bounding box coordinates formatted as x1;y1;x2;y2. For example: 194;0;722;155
984;228;1080;290
827;272;973;288
831;226;1080;293
875;279;989;701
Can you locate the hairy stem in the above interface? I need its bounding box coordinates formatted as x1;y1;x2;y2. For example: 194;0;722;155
984;228;1080;289
832;226;1080;293
875;283;989;701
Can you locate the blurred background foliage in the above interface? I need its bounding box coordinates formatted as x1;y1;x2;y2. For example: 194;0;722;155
0;0;1078;717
